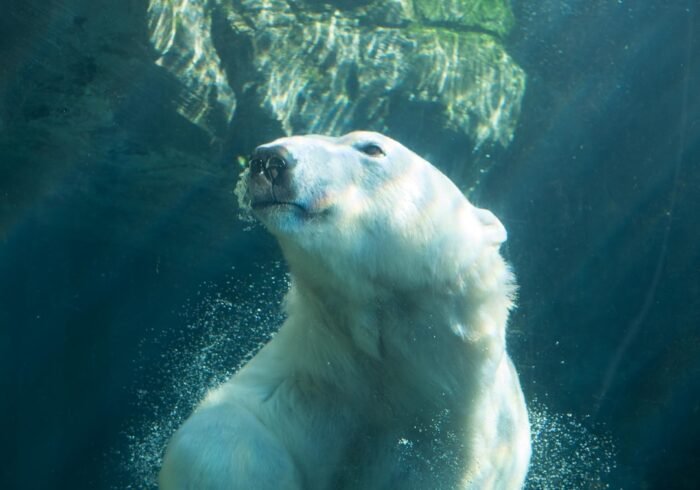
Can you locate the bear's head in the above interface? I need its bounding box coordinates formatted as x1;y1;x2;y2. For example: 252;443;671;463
236;131;508;301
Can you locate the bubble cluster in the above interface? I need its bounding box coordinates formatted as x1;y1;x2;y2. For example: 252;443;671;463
525;398;617;489
393;408;465;489
113;262;289;489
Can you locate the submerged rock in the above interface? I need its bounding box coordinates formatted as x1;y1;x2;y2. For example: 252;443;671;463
413;0;515;36
148;0;525;151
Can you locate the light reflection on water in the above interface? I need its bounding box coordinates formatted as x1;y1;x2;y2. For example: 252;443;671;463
146;0;525;149
147;0;236;133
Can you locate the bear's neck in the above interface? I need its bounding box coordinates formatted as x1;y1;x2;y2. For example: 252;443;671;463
275;264;509;419
264;235;514;417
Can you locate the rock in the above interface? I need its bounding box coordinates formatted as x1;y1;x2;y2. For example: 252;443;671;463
0;0;231;252
147;0;525;154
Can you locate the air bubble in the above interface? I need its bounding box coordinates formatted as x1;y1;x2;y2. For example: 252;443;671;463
111;262;289;488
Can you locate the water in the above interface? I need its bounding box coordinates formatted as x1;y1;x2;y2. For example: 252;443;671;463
2;1;698;489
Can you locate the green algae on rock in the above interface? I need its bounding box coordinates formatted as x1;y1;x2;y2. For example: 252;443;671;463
413;0;515;37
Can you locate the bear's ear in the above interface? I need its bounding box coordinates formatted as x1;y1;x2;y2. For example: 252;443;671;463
474;207;507;246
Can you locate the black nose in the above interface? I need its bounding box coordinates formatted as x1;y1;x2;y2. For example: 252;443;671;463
249;146;291;184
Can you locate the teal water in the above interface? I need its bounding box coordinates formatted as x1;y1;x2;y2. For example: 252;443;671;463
2;1;698;489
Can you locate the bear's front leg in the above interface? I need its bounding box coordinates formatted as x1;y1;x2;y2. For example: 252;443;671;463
159;403;303;490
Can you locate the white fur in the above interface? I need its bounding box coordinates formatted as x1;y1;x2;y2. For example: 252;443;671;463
160;131;530;489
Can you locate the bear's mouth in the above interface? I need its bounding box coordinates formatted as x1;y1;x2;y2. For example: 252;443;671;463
251;200;307;213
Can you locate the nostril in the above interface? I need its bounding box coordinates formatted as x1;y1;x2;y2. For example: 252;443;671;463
262;156;283;181
249;157;266;175
267;156;286;169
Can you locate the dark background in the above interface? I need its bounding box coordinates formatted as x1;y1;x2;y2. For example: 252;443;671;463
2;0;699;488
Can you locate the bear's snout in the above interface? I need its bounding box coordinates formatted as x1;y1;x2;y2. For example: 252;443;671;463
247;145;298;209
249;146;294;184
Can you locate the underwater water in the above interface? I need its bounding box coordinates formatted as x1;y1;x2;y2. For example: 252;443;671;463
2;0;699;489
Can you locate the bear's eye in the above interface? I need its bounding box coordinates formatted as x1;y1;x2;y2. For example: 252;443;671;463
357;143;385;157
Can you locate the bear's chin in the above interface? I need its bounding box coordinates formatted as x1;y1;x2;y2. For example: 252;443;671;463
252;202;325;236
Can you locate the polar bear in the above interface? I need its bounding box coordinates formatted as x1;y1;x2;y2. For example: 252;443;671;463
159;131;531;489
